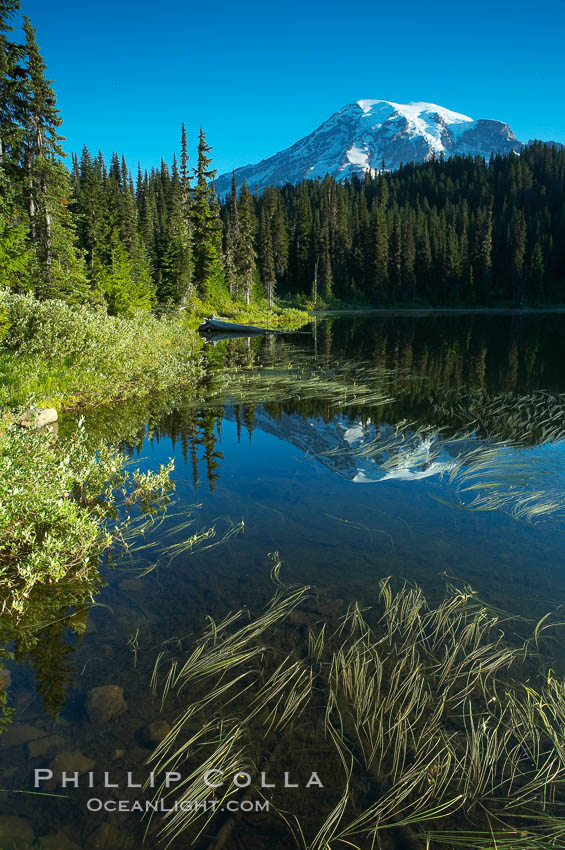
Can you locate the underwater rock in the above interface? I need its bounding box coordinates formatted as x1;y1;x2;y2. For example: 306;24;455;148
127;744;151;764
45;750;95;790
86;685;127;724
0;815;34;848
316;597;344;616
16;407;58;430
26;734;65;759
86;822;134;849
288;610;320;627
40;832;82;850
140;720;171;747
0;723;47;749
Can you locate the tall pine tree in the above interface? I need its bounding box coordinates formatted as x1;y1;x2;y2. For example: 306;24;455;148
190;128;224;300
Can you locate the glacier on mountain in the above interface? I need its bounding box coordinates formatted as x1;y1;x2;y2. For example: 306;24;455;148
215;99;523;196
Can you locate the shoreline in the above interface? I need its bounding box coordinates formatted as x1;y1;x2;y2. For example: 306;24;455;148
309;306;565;316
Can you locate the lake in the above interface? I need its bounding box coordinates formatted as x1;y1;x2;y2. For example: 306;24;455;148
2;311;565;850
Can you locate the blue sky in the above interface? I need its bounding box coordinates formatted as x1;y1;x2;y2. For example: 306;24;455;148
14;0;565;177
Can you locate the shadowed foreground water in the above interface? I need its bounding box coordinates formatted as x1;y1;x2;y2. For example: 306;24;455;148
1;311;565;849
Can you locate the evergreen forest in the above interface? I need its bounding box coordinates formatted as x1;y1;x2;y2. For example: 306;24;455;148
1;0;565;315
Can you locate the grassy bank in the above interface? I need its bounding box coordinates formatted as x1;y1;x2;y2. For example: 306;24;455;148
0;289;306;659
0;290;204;412
0;291;308;412
184;295;309;330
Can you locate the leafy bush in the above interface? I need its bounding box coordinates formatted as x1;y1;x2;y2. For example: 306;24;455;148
0;417;176;720
0;417;174;617
0;289;204;409
0;419;115;613
0;307;9;342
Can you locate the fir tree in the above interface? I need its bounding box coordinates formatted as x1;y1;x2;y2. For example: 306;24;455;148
99;230;154;315
259;201;275;307
160;153;191;304
235;179;257;305
21;17;63;238
0;0;26;171
191;128;224;298
223;170;239;298
21;16;87;299
371;172;389;299
0;168;34;288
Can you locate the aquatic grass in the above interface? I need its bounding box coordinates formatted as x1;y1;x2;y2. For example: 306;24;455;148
114;511;244;578
443;438;565;524
147;575;565;848
146;724;252;846
314;410;565;525
439;388;565;447
200;350;399;415
217;348;565;528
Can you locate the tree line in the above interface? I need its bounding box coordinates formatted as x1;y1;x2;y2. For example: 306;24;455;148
243;144;565;306
0;1;233;314
1;0;564;314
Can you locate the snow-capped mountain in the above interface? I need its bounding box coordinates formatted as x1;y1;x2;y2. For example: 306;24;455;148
215;99;523;196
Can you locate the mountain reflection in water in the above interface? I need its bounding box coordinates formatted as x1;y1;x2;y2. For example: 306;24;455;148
4;311;565;849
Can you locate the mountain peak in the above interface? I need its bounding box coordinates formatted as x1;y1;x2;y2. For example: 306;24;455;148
356;99;473;125
215;99;523;196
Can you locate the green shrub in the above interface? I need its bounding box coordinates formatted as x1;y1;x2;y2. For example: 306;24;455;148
0;417;174;617
0;307;9;342
0;416;176;719
0;289;204;409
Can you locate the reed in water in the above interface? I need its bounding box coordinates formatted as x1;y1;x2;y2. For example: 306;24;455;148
147;563;565;849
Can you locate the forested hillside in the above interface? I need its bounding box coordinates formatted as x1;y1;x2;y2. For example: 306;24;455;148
1;0;564;312
228;145;565;306
0;1;255;315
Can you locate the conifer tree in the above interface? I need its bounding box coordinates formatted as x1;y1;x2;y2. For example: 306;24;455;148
530;240;545;302
236;179;257;305
271;189;288;282
388;214;402;298
473;204;493;300
20;16;87;299
0;168;34;288
291;191;312;292
160;153;191;304
0;0;26;171
371;172;389;299
180;122;191;222
401;214;416;300
510;211;527;304
99;230;154;315
191;128;224;298
259;201;275;307
223;170;239;297
21;17;63;237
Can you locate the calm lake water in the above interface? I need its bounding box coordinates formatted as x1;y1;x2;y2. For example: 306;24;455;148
2;311;565;849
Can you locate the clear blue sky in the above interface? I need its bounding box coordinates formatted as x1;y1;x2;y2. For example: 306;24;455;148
14;0;565;178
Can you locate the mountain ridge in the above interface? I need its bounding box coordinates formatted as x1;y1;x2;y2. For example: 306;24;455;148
215;99;524;196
